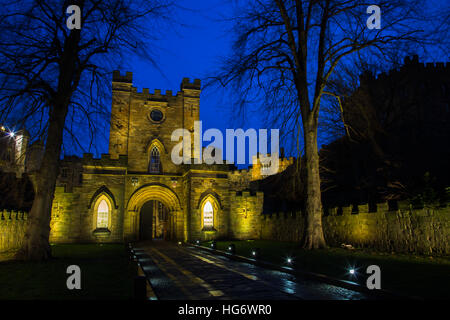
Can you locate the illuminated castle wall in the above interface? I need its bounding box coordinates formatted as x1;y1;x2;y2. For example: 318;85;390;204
44;72;289;245
1;71;447;255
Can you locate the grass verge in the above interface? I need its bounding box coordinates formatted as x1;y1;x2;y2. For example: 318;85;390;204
0;243;137;300
201;240;450;299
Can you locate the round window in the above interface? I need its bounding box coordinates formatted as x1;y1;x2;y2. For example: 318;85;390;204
150;109;164;122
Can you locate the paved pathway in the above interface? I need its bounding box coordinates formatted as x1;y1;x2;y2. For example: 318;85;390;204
134;240;373;300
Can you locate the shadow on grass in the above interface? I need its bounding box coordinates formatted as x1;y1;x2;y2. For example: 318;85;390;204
0;244;136;300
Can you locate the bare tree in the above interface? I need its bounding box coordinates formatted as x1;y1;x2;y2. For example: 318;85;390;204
213;0;446;248
0;0;172;260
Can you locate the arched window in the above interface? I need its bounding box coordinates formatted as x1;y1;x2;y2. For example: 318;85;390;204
203;200;214;229
149;146;161;173
97;199;109;229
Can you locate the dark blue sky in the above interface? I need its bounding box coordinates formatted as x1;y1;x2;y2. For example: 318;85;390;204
89;0;266;167
68;0;448;168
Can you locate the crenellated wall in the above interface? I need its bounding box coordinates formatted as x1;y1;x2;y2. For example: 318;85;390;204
1;200;448;255
227;154;295;191
0;210;28;252
260;202;450;254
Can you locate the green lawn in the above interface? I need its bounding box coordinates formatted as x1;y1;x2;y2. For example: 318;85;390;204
201;240;450;299
0;244;137;300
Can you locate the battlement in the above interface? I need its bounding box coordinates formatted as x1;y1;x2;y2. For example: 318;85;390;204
362;55;449;83
82;153;128;167
112;70;133;83
135;87;183;101
251;153;295;165
324;200;448;216
0;209;28;221
228;167;251;175
181;77;201;90
228;152;295;179
261;199;448;217
0;209;28;252
259;201;449;254
233;190;263;198
112;72;201;101
403;55;448;69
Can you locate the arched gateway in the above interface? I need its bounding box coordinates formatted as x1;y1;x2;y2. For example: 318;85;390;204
125;184;185;241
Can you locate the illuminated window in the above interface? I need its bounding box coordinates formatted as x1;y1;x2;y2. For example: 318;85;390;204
203;201;214;229
97;199;109;229
149;146;160;173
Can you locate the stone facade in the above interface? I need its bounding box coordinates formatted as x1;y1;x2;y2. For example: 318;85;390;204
12;72;286;245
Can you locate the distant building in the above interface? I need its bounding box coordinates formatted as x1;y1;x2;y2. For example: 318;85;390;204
320;56;450;206
0;127;29;178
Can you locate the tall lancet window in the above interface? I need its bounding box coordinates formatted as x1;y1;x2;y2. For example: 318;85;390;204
149;146;161;173
203;201;214;229
97;200;109;229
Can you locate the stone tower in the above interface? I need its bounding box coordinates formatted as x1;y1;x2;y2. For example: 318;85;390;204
108;71;201;173
109;71;133;158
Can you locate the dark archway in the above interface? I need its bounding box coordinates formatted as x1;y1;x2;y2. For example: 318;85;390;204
139;200;172;240
126;183;184;241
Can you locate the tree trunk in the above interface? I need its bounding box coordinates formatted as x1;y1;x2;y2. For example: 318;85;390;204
15;26;80;261
302;120;327;249
15;104;68;261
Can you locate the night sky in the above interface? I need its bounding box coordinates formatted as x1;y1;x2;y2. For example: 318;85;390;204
64;0;448;169
71;0;266;168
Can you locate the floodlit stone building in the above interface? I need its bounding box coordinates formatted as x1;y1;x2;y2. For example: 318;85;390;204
37;72;292;243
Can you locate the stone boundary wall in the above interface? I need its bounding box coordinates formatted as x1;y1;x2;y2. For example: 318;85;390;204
260;203;450;255
0;210;28;252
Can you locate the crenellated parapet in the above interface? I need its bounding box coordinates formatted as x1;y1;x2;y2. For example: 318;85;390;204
82;153;128;168
112;70;133;83
250;153;294;181
361;55;449;83
0;209;28;221
260;201;450;254
134;87;183;102
181;77;201;91
0;209;28;252
228;152;295;187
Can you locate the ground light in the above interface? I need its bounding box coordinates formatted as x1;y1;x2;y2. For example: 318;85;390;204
346;266;361;283
286;257;293;265
196;240;200;245
228;244;235;255
178;241;182;246
251;248;260;259
210;240;217;250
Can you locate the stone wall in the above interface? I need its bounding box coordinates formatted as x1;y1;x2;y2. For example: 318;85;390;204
0;210;27;252
187;168;231;241
229;191;264;240
260;203;450;255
